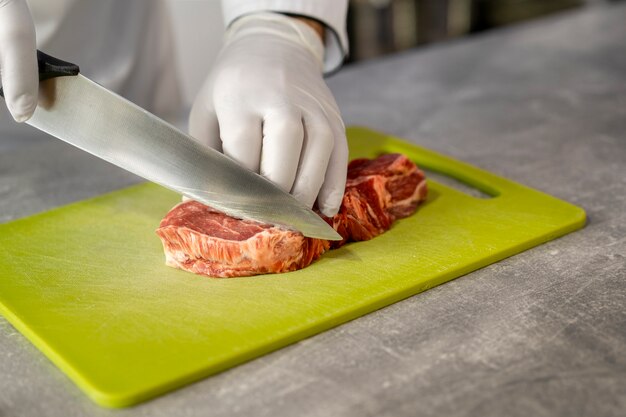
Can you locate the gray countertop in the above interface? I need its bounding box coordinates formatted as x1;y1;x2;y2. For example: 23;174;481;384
1;4;625;417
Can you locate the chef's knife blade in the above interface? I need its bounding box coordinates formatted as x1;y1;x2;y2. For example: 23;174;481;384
1;51;341;240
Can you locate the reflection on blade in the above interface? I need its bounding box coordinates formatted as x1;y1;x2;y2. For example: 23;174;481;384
27;75;341;240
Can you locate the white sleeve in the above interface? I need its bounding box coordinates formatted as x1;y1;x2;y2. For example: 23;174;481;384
221;0;349;74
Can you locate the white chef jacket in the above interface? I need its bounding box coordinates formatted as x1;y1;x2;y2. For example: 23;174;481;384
1;0;348;137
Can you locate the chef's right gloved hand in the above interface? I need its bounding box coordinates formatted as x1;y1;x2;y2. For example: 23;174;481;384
0;0;38;122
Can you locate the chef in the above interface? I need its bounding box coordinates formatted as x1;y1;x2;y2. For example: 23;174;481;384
0;0;349;217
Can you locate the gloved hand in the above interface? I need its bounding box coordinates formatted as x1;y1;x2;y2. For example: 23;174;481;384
0;0;38;122
189;12;348;217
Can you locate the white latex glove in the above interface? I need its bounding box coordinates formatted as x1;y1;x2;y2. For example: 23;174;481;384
0;0;38;122
189;12;348;217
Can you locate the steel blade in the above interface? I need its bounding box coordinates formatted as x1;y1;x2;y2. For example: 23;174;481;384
27;75;341;240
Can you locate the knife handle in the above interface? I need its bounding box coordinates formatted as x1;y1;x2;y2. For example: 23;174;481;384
0;50;79;98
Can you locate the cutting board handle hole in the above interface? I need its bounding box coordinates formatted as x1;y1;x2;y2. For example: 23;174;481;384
421;168;494;199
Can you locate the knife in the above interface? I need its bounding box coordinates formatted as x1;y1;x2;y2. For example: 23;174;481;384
0;50;341;241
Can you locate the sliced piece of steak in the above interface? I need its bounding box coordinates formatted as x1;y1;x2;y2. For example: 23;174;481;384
156;202;329;278
157;153;427;278
347;154;428;219
324;175;393;249
325;154;428;248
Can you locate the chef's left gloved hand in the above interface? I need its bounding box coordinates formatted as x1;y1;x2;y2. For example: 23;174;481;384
189;12;348;217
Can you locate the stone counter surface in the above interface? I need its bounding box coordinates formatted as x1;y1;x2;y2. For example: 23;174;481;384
1;3;625;417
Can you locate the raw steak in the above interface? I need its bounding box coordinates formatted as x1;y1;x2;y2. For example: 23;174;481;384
347;153;428;219
157;154;427;278
324;154;428;248
156;203;329;277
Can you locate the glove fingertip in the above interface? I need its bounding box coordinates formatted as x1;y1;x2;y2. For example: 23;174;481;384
318;189;344;217
319;206;340;218
7;93;37;123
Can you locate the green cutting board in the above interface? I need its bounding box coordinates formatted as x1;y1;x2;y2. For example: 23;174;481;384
0;127;585;408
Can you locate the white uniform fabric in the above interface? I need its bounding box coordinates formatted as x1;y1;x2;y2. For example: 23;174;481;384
27;0;182;121
0;0;182;136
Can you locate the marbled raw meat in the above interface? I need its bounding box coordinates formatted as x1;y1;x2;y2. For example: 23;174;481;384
156;202;329;277
156;154;427;278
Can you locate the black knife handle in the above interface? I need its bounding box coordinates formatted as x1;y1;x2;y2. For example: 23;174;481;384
0;50;80;98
